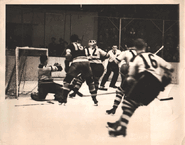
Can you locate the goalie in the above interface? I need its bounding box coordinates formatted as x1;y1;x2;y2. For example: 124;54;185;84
31;55;63;101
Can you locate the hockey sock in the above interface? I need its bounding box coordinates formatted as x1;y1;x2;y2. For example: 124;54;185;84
113;87;125;108
120;98;139;128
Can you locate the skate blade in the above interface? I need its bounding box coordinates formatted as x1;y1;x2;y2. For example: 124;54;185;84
98;88;108;91
109;131;125;137
106;112;115;115
59;103;66;106
47;101;54;104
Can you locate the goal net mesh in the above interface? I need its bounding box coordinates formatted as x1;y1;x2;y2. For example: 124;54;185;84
6;47;48;98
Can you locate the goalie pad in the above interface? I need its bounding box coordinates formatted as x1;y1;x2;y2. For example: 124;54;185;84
31;92;40;101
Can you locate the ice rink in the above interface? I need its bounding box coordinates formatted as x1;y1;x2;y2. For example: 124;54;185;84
0;81;184;145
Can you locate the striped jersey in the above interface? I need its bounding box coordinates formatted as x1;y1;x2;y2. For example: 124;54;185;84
115;49;137;65
129;52;172;82
85;46;108;64
108;49;121;62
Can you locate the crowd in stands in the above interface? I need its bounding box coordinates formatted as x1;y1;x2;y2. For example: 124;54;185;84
97;18;179;62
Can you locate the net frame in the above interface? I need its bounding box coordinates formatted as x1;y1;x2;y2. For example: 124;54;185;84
14;47;48;98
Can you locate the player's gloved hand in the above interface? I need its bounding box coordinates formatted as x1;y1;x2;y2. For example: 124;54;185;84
54;63;59;66
56;65;63;71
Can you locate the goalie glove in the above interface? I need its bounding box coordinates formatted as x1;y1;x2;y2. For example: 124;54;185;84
54;63;59;66
53;63;62;71
56;65;63;71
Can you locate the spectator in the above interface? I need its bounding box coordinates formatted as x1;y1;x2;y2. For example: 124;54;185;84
48;37;57;56
6;36;17;49
56;38;68;57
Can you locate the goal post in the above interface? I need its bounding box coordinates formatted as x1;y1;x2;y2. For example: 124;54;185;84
6;47;48;98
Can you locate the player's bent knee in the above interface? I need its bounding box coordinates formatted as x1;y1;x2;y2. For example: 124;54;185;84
126;76;136;86
64;75;74;83
86;76;94;84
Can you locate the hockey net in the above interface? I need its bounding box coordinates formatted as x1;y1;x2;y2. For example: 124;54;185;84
5;47;48;98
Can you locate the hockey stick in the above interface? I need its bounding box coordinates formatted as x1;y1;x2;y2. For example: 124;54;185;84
154;45;164;54
82;91;116;97
15;102;54;107
157;97;173;101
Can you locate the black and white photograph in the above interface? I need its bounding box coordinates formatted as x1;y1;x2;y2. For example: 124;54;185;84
0;1;184;145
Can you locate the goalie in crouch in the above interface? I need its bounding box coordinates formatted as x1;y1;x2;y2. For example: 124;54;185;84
31;55;63;101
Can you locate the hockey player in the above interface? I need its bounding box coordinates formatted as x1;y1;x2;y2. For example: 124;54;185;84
69;40;110;102
107;38;174;137
106;41;137;115
31;55;63;101
99;45;121;89
58;34;97;105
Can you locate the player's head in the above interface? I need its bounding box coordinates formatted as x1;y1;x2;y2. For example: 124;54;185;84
88;40;97;47
70;34;81;42
134;38;147;51
51;37;56;42
40;55;48;65
112;45;118;51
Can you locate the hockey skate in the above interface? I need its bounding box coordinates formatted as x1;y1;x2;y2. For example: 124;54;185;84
109;126;127;137
106;107;117;115
58;97;67;105
93;100;98;106
98;86;108;91
69;92;76;98
69;91;83;98
109;85;118;89
106;121;120;130
92;96;98;106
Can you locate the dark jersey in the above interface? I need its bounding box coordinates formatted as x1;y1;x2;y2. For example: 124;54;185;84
66;42;87;60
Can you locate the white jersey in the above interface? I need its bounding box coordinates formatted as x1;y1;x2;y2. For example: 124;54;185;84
85;46;108;64
108;49;121;62
115;49;137;65
129;52;172;82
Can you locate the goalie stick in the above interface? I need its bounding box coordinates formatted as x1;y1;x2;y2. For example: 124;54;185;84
15;101;54;107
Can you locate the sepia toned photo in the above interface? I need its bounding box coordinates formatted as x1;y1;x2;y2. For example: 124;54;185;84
1;1;184;145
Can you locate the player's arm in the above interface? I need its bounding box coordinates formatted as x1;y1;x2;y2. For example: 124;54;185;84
114;51;126;64
64;48;72;73
99;47;110;60
158;56;174;88
38;64;62;72
159;56;174;72
128;56;140;77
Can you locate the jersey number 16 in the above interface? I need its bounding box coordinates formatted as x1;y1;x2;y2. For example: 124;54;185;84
140;54;158;69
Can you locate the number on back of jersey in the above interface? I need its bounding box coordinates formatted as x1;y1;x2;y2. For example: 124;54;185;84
140;53;158;69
